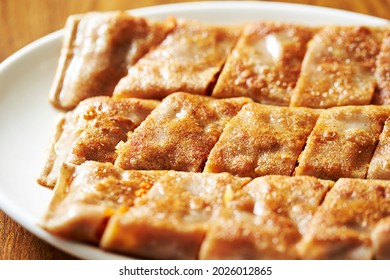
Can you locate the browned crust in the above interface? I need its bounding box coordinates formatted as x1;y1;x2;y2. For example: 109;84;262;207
291;26;384;108
298;178;390;259
113;21;241;100
101;171;251;259
41;162;168;243
199;176;333;260
295;106;390;180
204;103;320;178
212;21;316;106
115;92;251;172
39;159;390;259
38;97;160;188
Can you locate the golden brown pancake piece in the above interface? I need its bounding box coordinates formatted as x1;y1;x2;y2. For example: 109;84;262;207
212;22;315;106
204;103;320;178
100;171;251;259
37;96;159;188
291;26;384;108
298;178;390;259
113;21;240;99
41;161;167;243
199;176;333;259
50;12;174;110
115;92;251;172
295;106;390;180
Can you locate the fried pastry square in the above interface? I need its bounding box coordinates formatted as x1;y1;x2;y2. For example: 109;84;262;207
113;21;240;99
295;106;390;180
367;117;390;179
212;22;315;106
41;161;167;243
204;103;320;178
115;92;251;172
298;178;390;259
291;26;384;108
373;32;390;105
199;176;333;259
100;171;251;259
50;12;174;110
37;97;159;188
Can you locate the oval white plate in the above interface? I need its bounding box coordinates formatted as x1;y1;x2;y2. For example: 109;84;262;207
0;1;388;260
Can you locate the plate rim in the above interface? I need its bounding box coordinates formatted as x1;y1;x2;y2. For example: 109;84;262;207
0;1;388;260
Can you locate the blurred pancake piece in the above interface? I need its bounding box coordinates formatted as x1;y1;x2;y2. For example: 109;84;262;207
50;12;174;110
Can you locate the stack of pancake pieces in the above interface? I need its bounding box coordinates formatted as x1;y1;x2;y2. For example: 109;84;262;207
37;11;390;259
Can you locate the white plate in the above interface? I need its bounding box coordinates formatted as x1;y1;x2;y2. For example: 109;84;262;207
0;1;388;260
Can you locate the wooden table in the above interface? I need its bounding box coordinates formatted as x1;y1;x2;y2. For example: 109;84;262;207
1;0;390;260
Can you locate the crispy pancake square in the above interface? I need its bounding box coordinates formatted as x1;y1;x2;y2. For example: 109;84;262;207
100;171;251;259
113;21;240;99
50;12;174;110
40;161;167;243
291;26;384;108
298;178;390;259
204;103;320;178
295;106;390;180
212;22;315;106
199;176;333;259
115;92;251;172
37;97;159;188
